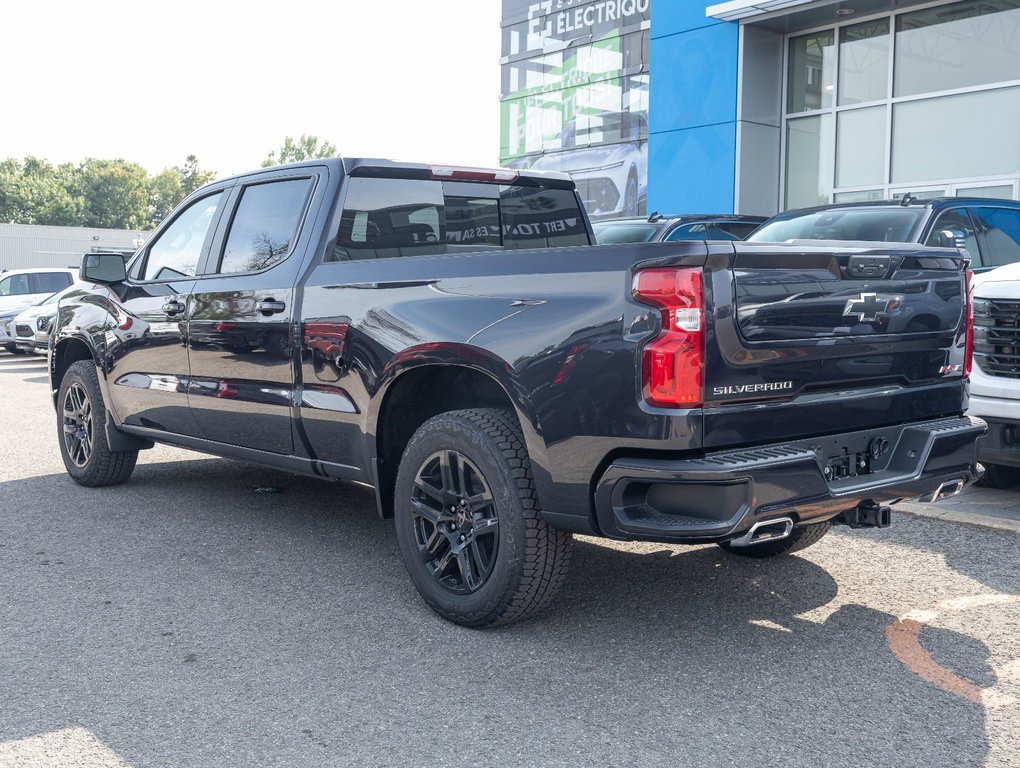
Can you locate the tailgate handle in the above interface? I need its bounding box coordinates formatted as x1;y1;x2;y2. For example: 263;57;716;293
848;255;891;279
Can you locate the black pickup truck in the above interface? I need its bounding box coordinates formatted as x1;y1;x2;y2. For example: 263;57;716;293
51;158;985;627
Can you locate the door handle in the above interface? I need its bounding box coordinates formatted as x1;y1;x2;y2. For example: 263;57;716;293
256;299;287;316
162;300;186;316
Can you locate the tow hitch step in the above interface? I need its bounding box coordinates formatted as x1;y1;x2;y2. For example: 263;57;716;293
836;502;891;529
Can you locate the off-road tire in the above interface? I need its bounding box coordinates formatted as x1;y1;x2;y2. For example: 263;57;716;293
394;408;572;628
57;360;138;487
975;463;1020;489
718;520;831;558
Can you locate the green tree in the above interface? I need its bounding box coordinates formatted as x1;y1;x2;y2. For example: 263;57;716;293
179;154;216;197
74;158;150;229
261;134;337;167
0;157;83;226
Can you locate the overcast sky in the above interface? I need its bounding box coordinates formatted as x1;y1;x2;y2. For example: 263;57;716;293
2;0;502;178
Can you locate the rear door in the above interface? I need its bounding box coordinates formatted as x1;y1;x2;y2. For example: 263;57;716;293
186;169;322;454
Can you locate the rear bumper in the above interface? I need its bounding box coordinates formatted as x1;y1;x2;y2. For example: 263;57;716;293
594;415;986;544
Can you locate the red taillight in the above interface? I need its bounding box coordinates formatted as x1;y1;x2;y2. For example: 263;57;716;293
427;165;519;183
964;269;974;378
633;268;704;408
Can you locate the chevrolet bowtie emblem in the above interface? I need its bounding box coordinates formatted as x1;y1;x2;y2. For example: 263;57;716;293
843;292;889;322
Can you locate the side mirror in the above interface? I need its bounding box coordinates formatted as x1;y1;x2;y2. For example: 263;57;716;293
936;229;965;249
81;252;127;284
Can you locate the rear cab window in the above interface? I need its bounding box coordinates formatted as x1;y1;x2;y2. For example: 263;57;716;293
330;176;589;261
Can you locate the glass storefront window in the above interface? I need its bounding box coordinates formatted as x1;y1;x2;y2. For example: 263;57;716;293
894;0;1020;97
787;32;835;113
891;86;1020;184
786;114;833;208
956;184;1016;199
838;20;889;105
836;106;886;188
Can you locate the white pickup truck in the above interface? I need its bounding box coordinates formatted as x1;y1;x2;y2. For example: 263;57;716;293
971;263;1020;487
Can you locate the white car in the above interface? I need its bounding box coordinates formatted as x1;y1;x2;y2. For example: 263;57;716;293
0;268;77;314
6;283;86;355
969;263;1020;487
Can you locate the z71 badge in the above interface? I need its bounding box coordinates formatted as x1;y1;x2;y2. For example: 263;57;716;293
712;381;794;397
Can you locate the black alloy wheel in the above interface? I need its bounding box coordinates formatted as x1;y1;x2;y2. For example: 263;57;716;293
411;449;499;594
394;408;572;627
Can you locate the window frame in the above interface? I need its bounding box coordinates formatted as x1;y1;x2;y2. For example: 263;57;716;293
923;206;983;266
211;175;317;276
966;205;1020;269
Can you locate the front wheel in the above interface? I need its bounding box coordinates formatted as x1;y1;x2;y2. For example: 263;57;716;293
394;408;572;627
718;520;831;558
57;360;138;487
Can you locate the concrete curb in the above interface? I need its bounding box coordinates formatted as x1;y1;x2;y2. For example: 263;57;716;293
896;501;1020;533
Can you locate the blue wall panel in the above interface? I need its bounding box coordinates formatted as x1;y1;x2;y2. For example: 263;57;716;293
648;3;740;214
651;1;722;37
649;22;739;132
647;124;737;214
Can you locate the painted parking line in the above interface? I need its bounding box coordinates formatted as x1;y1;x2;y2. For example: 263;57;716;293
887;594;1020;709
0;727;130;768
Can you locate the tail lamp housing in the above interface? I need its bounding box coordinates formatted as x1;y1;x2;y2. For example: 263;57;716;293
632;267;705;408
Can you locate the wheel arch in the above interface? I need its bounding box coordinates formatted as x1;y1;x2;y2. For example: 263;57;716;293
51;335;99;406
369;348;549;519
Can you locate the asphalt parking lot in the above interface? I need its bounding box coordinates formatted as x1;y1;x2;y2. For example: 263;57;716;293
0;351;1017;768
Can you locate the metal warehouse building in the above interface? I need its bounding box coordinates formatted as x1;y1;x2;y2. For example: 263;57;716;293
500;0;1020;220
0;224;148;272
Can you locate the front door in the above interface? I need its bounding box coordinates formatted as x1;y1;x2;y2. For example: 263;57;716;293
106;190;226;436
187;174;318;454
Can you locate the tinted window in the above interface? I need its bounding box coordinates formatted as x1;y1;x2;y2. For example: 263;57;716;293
593;223;660;244
500;186;589;250
0;274;30;296
924;208;979;265
143;193;223;281
446;196;501;248
713;222;760;240
33;272;73;294
750;208;924;243
332;178;444;261
664;223;708;241
331;178;588;260
970;208;1020;268
219;179;313;273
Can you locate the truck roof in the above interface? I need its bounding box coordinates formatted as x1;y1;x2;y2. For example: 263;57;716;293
224;157;575;189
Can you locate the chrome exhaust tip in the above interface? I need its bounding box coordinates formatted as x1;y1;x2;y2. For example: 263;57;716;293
919;478;966;504
727;517;794;548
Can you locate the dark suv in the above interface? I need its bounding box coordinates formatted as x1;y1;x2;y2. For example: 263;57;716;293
749;197;1020;273
593;213;766;245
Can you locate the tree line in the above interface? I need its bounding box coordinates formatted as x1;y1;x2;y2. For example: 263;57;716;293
0;135;337;231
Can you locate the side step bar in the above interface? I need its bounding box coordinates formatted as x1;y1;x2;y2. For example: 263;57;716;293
727;517;793;548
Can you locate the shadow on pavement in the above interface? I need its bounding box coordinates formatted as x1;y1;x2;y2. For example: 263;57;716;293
0;459;994;768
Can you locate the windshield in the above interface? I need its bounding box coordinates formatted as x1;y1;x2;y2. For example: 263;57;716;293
593;223;662;244
750;208;925;243
36;291;62;306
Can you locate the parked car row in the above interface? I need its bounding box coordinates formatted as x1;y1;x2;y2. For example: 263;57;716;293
1;282;84;355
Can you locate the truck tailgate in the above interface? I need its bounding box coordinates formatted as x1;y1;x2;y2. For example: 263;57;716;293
702;242;969;449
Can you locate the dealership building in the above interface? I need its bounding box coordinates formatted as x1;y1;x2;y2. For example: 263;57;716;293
500;0;1020;219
